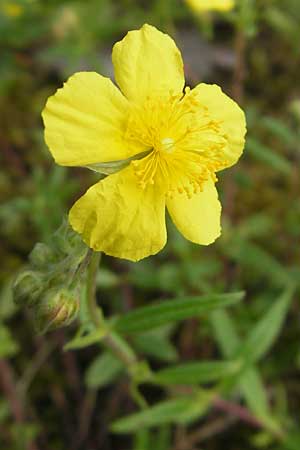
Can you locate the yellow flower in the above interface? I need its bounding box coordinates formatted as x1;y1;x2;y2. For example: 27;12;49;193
185;0;234;12
2;2;23;17
42;24;246;262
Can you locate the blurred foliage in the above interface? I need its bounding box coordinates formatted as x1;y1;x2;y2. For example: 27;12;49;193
1;0;300;449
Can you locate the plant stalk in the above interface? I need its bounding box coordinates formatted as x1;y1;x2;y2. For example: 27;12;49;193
85;251;139;369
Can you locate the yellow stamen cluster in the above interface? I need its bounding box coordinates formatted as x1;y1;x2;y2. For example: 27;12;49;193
127;88;228;198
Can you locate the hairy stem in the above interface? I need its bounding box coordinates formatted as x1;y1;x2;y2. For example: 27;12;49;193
86;251;102;327
85;251;139;370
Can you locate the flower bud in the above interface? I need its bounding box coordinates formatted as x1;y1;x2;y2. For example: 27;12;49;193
13;270;44;306
35;287;80;333
29;243;54;268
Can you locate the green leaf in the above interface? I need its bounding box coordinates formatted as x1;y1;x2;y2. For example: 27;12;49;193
211;310;276;426
153;360;241;385
64;326;106;351
85;351;124;389
261;116;296;146
111;393;211;433
211;288;294;433
237;214;274;240
112;397;193;433
236;288;294;364
114;292;244;335
211;310;240;358
229;241;291;287
238;370;279;430
132;333;178;362
246;136;292;175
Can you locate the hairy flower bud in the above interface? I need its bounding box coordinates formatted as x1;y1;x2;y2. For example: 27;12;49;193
13;270;44;306
35;288;80;333
29;243;55;268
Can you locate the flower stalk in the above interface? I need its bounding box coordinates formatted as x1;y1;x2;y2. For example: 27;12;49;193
85;251;146;376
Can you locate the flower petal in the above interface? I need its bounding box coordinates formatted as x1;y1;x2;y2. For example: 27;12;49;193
112;24;185;103
191;83;246;169
166;180;221;245
69;166;167;261
186;0;234;12
42;72;142;167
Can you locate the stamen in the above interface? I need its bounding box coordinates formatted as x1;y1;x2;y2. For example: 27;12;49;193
161;137;174;153
127;89;229;197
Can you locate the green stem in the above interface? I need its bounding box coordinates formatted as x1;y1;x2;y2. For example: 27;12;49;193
130;383;149;410
104;331;137;367
85;251;140;373
85;251;148;408
86;251;102;327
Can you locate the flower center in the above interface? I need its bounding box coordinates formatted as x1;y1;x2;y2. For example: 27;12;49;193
127;89;228;197
160;137;174;153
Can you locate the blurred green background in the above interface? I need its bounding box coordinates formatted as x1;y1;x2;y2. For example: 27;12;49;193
1;0;300;449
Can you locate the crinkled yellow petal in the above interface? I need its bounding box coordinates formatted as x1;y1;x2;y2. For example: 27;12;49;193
112;24;185;103
42;72;141;167
191;83;246;170
186;0;234;12
166;179;221;245
69;166;167;261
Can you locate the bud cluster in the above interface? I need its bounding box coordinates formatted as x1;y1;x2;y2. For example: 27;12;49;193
13;219;88;333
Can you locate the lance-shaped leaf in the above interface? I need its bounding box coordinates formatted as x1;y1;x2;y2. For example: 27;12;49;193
246;136;292;175
228;241;291;287
211;287;294;432
85;351;124;389
114;292;244;335
111;393;211;433
64;326;107;350
153;360;241;385
132;333;178;362
211;310;275;426
236;287;294;365
261;116;297;146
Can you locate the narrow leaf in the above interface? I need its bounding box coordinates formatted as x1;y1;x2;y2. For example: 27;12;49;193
211;310;273;423
236;288;294;364
64;327;106;350
133;333;178;362
111;397;195;433
111;393;211;433
229;241;291;287
85;351;124;389
261;116;296;146
211;288;294;434
114;292;244;335
246;136;292;174
153;360;241;385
